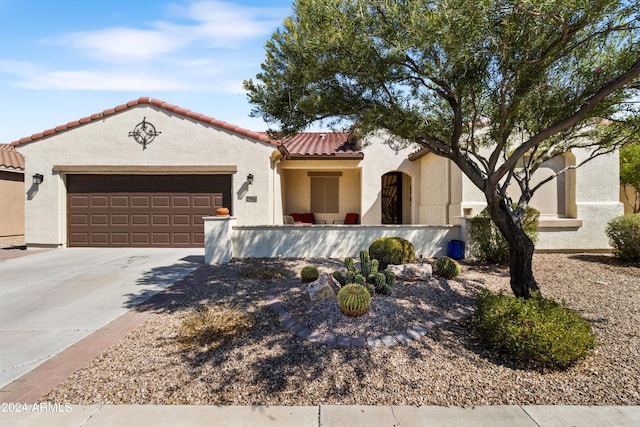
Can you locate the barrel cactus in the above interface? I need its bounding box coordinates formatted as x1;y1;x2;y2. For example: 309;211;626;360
435;256;461;279
300;265;319;283
337;284;371;317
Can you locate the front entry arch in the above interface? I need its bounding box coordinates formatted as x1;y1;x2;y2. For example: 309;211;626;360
381;172;411;224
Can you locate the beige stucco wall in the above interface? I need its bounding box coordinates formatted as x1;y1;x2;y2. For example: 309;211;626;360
15;105;278;247
0;170;25;246
458;148;623;250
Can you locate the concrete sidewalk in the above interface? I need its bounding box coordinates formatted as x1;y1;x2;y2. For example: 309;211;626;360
1;404;639;426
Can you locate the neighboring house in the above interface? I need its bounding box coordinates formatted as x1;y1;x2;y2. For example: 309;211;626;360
0;144;25;247
10;97;622;251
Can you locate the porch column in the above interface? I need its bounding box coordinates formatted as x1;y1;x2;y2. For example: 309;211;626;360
204;216;237;264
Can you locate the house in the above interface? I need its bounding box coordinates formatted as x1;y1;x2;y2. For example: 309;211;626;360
10;97;622;253
0;144;25;247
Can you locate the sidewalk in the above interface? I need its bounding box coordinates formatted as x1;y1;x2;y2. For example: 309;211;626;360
1;404;639;426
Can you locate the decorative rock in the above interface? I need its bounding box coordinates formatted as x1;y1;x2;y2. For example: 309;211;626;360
387;263;433;282
306;273;337;301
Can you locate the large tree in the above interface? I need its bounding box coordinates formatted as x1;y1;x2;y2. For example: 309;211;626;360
244;0;640;298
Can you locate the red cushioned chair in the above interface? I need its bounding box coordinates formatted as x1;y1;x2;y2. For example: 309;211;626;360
334;213;359;224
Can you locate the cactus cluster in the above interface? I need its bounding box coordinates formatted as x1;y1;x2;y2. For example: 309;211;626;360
435;256;461;279
337;284;371;317
332;250;395;295
300;265;319;283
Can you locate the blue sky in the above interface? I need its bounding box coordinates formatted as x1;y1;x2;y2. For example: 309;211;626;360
0;0;295;144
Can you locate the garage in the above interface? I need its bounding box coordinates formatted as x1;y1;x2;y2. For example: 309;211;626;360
67;174;231;247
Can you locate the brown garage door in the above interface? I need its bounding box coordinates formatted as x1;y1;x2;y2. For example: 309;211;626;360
67;174;231;247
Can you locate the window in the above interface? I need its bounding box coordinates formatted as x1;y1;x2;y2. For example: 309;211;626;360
309;173;340;213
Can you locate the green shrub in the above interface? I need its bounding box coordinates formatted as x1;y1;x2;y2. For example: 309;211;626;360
473;290;597;370
178;303;253;351
468;206;539;264
606;214;640;262
300;265;319;283
368;237;416;269
337;284;371;317
435;256;461;279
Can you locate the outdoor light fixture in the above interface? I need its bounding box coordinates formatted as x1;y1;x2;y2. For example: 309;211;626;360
32;173;44;185
247;174;254;185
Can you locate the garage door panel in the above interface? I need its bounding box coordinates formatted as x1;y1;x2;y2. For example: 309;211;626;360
91;214;109;226
173;214;191;225
151;233;170;245
111;195;129;207
132;214;150;225
132;233;150;244
152;195;171;207
67;174;229;247
193;195;212;207
111;214;129;226
173;195;190;207
91;195;109;208
132;195;150;207
152;214;170;225
111;233;130;245
70;233;89;245
69;195;89;208
70;214;89;226
90;233;109;245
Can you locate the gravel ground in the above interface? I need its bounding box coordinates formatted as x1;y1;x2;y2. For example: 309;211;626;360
45;253;640;406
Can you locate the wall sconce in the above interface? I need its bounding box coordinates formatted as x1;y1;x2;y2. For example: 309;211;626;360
247;174;254;185
32;173;44;185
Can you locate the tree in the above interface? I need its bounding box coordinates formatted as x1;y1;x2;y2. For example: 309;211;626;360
244;0;640;298
620;142;640;213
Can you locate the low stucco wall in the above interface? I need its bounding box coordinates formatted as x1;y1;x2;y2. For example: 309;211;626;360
230;224;461;260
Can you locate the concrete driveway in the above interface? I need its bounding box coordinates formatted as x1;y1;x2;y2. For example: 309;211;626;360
0;247;203;388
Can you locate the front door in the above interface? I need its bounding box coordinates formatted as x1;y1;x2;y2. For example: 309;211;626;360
381;172;402;224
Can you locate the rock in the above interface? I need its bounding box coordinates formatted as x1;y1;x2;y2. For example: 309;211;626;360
387;263;433;282
306;273;337;301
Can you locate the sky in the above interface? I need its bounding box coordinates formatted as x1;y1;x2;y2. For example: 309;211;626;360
0;0;296;144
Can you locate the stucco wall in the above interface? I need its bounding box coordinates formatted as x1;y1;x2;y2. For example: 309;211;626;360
459;148;623;250
230;224;461;259
358;135;421;224
16;105;278;247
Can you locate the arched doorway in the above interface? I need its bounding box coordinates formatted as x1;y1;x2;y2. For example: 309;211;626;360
381;172;411;224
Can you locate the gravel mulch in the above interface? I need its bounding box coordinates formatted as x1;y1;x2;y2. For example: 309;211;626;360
45;253;640;406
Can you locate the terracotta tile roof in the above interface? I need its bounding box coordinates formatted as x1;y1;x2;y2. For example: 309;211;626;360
9;97;277;147
0;144;24;170
280;132;363;159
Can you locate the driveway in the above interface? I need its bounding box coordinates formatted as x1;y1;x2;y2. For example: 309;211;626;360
0;248;203;388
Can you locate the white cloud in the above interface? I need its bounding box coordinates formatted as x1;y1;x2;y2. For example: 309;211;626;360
56;1;287;63
15;70;186;91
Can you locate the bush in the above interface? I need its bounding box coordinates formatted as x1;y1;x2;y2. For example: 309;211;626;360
368;237;416;269
473;290;597;370
300;265;319;283
178;303;253;351
606;214;640;262
468;206;539;264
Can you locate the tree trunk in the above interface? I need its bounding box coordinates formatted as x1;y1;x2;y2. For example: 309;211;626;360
486;198;540;298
